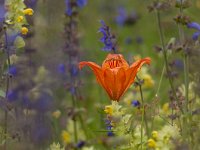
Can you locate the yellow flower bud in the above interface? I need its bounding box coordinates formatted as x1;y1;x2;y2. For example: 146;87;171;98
163;135;170;144
21;27;28;35
52;110;61;119
148;138;156;148
17;16;24;22
152;131;158;140
23;8;34;15
143;74;154;88
104;105;113;115
61;130;71;144
162;103;169;113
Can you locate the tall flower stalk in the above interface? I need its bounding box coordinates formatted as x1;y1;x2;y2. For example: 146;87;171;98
3;27;10;150
175;0;191;147
1;0;34;148
63;0;87;145
135;76;149;147
156;10;184;114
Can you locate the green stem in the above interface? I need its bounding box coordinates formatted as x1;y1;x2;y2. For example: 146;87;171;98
141;105;144;150
156;10;184;114
177;0;189;113
136;76;149;143
155;63;165;96
139;83;149;137
177;0;191;147
183;54;189;112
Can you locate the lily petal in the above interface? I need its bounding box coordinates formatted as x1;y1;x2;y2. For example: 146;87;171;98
115;68;126;100
79;61;112;98
123;57;151;94
103;69;116;100
102;53;129;69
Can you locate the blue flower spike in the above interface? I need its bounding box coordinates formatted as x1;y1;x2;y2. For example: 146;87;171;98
99;20;117;53
65;0;87;16
131;100;140;107
187;22;200;41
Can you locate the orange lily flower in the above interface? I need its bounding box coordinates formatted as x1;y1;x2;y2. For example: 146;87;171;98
79;53;151;101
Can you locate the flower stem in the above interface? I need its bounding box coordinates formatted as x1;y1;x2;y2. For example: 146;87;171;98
183;54;189;111
155;63;165;96
178;0;189;113
156;10;184;114
136;76;149;140
141;105;144;150
177;0;191;147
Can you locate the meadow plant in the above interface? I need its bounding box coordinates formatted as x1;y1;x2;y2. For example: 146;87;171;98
0;0;200;150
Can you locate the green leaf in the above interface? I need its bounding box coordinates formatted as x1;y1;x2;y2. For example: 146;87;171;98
0;90;6;98
14;36;25;49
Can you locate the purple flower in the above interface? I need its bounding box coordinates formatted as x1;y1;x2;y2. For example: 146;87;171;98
65;0;87;16
69;86;76;95
58;63;66;74
0;2;5;23
7;90;18;102
76;141;85;148
107;131;114;136
105;119;114;136
131;100;140;107
187;22;200;30
8;65;17;76
24;0;37;8
99;20;116;52
115;7;138;26
65;0;72;16
116;7;127;26
77;0;87;8
173;59;184;70
107;125;112;130
187;22;200;40
70;65;79;76
105;119;111;125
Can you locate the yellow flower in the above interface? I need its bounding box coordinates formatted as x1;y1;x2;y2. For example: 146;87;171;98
104;105;113;115
21;27;28;35
148;138;156;148
23;8;34;15
61;130;71;144
163;135;170;144
143;74;154;88
9;54;18;65
52;110;61;119
17;16;24;22
152;131;158;140
162;103;169;113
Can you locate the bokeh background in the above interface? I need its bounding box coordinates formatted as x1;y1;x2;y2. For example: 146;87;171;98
0;0;200;149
